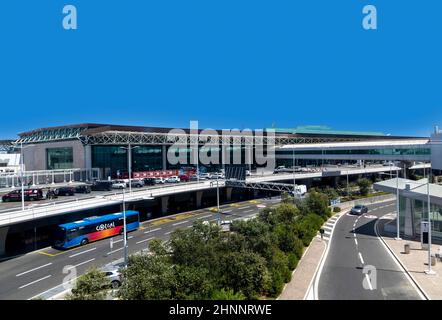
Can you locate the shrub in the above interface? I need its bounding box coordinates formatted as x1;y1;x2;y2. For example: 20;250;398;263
333;206;341;213
211;288;246;300
287;252;299;270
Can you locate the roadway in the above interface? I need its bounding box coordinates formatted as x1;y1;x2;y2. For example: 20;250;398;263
0;197;281;300
317;201;424;300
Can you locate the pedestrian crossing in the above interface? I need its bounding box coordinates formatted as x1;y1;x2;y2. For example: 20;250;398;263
319;215;340;241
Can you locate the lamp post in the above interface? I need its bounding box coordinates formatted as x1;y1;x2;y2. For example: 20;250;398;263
216;174;220;225
120;144;139;194
425;170;436;274
122;187;128;267
395;165;401;240
292;148;296;202
18;142;35;211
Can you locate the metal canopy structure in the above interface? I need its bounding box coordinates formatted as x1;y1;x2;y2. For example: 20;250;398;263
0;140;16;153
77;131;363;146
225;180;297;192
14;123;419;147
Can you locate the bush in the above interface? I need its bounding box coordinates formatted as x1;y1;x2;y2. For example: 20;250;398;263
333;207;341;213
67;267;109;300
287;252;299;270
211;288;246;300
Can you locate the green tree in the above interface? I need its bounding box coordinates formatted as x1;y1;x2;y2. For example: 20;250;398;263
305;190;331;218
117;253;175;300
211;288;246;300
357;178;372;196
67;266;108;300
217;250;271;299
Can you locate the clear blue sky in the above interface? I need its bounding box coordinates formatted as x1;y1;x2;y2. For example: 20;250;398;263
1;0;441;139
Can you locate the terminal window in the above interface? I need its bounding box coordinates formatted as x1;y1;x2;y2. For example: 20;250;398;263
46;147;73;170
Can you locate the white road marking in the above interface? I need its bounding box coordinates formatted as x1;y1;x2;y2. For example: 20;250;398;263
69;247;96;258
223;210;232;213
114;236;134;244
358;252;364;264
197;215;212;219
353;232;356;237
172;220;189;226
144;227;162;234
136;237;154;244
107;247;124;255
165;231;172;235
16;263;53;277
19;275;52;289
365;274;373;290
355;238;358;246
243;209;254;213
65;258;95;271
241;206;251;209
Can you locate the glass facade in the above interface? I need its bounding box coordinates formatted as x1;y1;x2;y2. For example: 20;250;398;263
132;146;163;171
46;147;73;170
399;195;442;240
91;146;128;175
276;148;431;156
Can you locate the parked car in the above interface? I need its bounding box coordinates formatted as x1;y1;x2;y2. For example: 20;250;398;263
154;177;165;184
2;188;44;202
128;179;144;188
143;178;156;186
56;186;76;196
112;180;127;189
209;172;225;179
74;185;91;194
101;266;123;289
90;180;113;191
273;166;286;174
45;188;58;200
350;205;368;215
178;175;189;182
199;173;212;179
165;176;180;183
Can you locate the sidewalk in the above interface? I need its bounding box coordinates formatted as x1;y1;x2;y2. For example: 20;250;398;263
379;219;442;300
278;236;326;300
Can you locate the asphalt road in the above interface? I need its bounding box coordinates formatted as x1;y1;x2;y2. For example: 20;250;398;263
0;197;281;300
318;201;423;300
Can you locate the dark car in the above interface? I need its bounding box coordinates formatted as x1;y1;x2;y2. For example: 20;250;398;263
143;178;156;186
2;188;44;202
56;186;76;196
46;188;58;200
90;180;113;191
74;185;91;194
350;205;368;215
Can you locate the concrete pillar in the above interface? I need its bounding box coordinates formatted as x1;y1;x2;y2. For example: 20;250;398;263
84;145;92;182
161;196;169;214
404;198;414;237
196;191;203;208
226;187;232;201
0;226;9;256
162;145;167;170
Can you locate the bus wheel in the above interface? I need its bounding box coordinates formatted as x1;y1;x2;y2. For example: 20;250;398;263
80;238;89;246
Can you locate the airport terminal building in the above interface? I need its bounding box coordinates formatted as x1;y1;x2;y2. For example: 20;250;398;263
11;123;432;179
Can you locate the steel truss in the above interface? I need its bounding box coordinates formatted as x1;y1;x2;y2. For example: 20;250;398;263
0;140;16;153
77;131;362;146
225;180;296;192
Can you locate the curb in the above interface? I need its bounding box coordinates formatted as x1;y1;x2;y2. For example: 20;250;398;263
375;217;430;300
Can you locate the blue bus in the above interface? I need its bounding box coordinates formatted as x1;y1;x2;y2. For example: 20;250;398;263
54;210;140;249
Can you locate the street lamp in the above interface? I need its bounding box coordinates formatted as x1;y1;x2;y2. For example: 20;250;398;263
120;144;139;194
216;174;220;225
17;142;35;211
122;187;128;267
292;148;296;202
